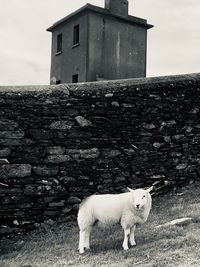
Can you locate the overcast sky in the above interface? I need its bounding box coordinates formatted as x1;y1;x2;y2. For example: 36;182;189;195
0;0;200;85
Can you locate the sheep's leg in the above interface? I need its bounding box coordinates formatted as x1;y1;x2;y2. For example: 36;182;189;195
122;228;130;250
84;227;92;250
130;225;136;246
79;230;86;254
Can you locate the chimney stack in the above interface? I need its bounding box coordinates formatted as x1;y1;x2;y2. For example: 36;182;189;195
105;0;129;18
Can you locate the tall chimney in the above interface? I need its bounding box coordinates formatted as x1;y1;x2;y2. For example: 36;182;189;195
105;0;129;18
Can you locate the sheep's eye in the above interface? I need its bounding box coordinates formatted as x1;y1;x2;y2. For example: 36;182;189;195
142;195;146;199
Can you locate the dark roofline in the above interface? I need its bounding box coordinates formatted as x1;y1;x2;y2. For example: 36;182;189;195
46;4;153;32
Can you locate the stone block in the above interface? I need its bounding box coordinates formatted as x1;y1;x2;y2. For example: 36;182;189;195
111;101;120;107
45;155;71;163
142;123;156;130
0;148;11;157
0;164;32;178
114;174;126;183
0;187;23;194
173;134;185;140
67;196;81;204
49;120;74;130
37;185;52;195
140;131;153;137
79;176;90;181
16;203;33;209
122;103;134;108
79;148;100;159
65;149;80;160
13;210;25;217
185;126;193;133
1;195;32;204
0;130;24;139
101;149;121;158
29;129;56;140
176;163;187;170
72;204;79;210
24;185;38;195
0;139;21;146
49;201;65;207
103;179;113;184
33;165;59;177
185;165;196;173
153;142;163;149
46;146;65;155
42;197;57;203
170;152;182;158
62;207;72;214
122;148;136;156
51;84;70;97
59;176;76;185
75;116;92;127
151;174;165;179
105;93;113;98
43;210;60;216
164;136;171;143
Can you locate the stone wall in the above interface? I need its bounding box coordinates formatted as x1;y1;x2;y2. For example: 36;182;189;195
0;73;200;235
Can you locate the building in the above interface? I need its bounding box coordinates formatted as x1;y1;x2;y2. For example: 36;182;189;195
47;0;153;84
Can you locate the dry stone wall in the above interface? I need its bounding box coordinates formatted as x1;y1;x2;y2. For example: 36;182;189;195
0;73;200;235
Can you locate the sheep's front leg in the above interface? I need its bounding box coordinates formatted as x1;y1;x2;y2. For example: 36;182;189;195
79;230;85;254
122;228;130;250
130;225;136;246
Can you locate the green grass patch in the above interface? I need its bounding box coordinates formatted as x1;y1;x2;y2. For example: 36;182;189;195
0;182;200;267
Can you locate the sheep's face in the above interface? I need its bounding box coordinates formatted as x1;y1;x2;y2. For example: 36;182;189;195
128;187;153;210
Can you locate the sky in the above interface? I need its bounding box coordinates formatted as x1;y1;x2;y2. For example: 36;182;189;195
0;0;200;85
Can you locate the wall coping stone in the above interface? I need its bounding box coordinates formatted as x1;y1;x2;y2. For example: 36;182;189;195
0;73;199;95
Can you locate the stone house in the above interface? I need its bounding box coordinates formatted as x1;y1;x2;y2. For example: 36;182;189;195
47;0;153;84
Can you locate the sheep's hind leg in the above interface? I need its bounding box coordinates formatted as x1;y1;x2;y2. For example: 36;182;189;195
84;227;92;250
130;225;136;246
122;228;130;250
79;230;86;254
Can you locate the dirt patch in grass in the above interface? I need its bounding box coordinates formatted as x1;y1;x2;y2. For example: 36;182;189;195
0;182;200;267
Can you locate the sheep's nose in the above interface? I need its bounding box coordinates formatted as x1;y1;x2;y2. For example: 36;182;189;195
136;204;140;209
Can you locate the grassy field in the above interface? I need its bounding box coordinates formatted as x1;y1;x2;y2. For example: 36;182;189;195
0;182;200;267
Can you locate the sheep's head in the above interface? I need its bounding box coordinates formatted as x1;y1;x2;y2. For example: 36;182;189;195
127;186;153;210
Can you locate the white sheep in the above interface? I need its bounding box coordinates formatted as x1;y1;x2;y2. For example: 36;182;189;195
77;186;153;253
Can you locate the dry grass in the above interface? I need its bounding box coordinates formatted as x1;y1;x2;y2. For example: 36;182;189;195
0;182;200;267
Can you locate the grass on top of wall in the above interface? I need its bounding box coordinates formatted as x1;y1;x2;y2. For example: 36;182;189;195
0;182;200;267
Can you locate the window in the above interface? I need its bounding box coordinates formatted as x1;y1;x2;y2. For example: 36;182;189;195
72;74;79;83
56;80;61;84
57;33;62;53
73;24;79;45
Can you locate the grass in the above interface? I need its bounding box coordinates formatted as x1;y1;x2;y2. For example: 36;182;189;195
0;182;200;267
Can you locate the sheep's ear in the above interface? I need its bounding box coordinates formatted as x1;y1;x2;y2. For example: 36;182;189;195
127;187;134;192
146;186;154;193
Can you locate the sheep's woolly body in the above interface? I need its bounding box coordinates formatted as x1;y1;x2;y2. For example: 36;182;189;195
77;187;153;253
78;192;151;229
